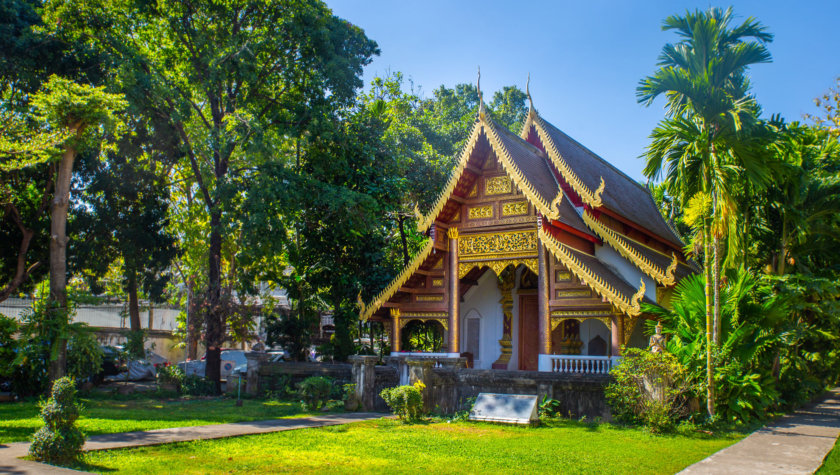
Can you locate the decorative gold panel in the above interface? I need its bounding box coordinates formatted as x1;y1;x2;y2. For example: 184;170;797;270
458;258;538;279
399;312;449;331
551;310;614;317
485;176;512;195
468;183;478;197
432;278;443;287
433;259;443;269
468;205;493;219
416;295;443;302
458;230;537;258
501;201;528;216
556;271;571;281
550;315;612;331
555;290;590;298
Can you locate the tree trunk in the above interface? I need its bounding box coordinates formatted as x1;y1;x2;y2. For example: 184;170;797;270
204;208;223;394
0;220;37;303
127;269;141;331
704;218;715;417
712;192;721;345
48;141;77;384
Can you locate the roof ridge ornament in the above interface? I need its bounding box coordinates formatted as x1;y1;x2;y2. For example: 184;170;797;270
526;73;536;119
592;177;606;207
477;66;486;121
630;278;646;311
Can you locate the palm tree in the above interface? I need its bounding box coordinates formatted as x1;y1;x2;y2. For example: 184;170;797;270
638;7;773;416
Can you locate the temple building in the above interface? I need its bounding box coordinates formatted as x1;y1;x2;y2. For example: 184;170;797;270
359;83;695;373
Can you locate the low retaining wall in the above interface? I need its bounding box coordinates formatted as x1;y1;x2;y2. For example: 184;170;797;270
244;354;610;418
246;356;352;395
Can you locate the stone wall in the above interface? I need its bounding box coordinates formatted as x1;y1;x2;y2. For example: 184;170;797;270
247;357;352;395
244;355;610;419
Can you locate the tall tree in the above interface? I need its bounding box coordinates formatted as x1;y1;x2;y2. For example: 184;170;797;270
72;116;179;331
49;0;378;391
638;7;773;416
30;76;125;382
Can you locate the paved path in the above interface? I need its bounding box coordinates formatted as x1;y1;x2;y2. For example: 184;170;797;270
681;388;840;474
0;412;385;474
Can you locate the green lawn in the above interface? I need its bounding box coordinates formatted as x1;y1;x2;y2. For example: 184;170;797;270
70;418;742;474
0;395;320;443
817;436;840;474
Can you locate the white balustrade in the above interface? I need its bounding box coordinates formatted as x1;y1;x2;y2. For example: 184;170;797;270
537;355;620;374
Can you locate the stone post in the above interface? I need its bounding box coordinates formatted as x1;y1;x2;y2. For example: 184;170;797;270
349;355;379;411
448;227;460;354
244;351;269;396
538;243;551;355
406;357;436;412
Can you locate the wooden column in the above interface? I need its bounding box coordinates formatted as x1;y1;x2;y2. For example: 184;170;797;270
538;243;550;355
610;314;623;356
448;227;460;354
390;309;401;353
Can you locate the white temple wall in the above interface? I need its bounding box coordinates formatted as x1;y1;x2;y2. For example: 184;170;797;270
594;244;657;302
579;319;611;355
459;270;503;369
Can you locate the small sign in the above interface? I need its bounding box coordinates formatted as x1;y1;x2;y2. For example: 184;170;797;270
468;393;539;425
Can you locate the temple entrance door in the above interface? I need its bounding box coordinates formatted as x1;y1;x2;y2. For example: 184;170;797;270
518;294;539;371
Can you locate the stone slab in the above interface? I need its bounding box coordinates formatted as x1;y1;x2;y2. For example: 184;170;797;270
469;392;538;425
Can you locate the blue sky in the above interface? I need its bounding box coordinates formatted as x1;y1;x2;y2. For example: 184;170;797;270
326;0;840;182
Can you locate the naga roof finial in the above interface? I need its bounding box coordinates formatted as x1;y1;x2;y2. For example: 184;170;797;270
477;66;486;121
526;73;535;115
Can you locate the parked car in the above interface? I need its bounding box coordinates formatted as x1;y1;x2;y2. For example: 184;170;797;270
180;350;247;380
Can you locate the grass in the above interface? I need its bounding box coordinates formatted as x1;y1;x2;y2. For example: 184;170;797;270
68;418;743;474
817;436;840;474
0;393;325;444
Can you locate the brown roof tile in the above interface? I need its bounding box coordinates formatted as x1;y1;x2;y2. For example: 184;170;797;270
536;117;684;249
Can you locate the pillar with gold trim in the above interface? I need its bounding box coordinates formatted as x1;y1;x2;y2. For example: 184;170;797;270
537;241;551;366
610;313;623;357
390;308;401;353
448;227;460;355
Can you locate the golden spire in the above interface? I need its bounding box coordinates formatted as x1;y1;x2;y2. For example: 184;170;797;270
477;66;486;121
526;73;536;118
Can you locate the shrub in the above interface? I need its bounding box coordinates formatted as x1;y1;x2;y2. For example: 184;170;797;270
180;375;215;396
380;381;426;422
297;376;333;410
67;329;104;382
0;316;18;382
156;364;184;389
605;348;693;432
29;377;85;464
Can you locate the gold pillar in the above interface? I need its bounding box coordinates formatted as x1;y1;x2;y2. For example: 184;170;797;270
390;309;401;353
538;243;550;354
610;314;623;356
448;227;460;354
492;269;515;369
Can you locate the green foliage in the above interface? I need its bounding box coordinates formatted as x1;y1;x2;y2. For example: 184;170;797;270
644;269;792;424
606;348;693;432
155;365;183;387
380;381;426;422
538;396;563;419
28;377;85;464
180;375;215;397
297;376;333;411
0;315;18;380
66;328;103;382
122;329;147;361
